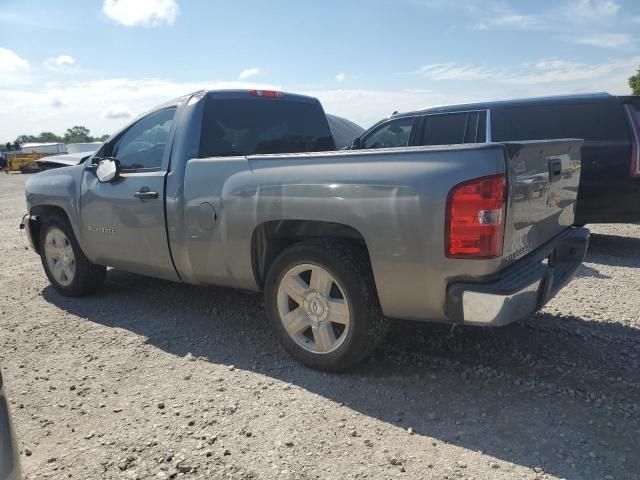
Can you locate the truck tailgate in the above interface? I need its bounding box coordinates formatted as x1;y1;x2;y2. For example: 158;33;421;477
502;140;582;265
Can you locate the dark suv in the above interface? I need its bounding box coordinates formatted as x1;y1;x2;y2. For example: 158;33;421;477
352;93;640;225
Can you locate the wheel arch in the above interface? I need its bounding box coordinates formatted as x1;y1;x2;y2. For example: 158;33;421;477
250;220;372;288
28;205;73;255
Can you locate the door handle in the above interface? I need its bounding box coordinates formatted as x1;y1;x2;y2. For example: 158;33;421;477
134;188;159;200
548;159;562;181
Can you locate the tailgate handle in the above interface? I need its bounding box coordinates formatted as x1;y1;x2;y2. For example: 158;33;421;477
548;159;562;181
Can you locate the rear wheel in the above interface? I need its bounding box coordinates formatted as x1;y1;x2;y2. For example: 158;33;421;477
265;241;388;372
39;214;106;296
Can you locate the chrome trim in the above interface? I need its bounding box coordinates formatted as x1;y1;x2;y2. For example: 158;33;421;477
423;109;486;117
462;279;541;326
485;108;492;143
624;104;640;176
20;214;37;251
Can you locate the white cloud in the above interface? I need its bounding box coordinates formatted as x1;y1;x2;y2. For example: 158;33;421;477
54;55;76;67
475;13;541;31
0;48;29;71
102;0;178;27
0;48;32;87
505;57;639;84
411;56;640;86
102;105;134;120
335;73;346;82
0;78;279;139
573;33;634;48
44;54;77;70
307;88;449;128
415;63;503;80
459;0;622;31
239;68;260;80
566;0;620;19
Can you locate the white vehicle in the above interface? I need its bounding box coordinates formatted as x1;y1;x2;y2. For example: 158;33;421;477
20;142;67;155
67;142;104;154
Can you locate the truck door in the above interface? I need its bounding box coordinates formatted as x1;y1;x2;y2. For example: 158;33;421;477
79;107;179;281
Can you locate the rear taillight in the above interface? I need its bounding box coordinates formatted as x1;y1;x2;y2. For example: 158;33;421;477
624;104;640;176
250;90;285;98
446;174;506;258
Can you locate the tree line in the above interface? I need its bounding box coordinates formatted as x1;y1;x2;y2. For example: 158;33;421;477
2;126;110;151
630;67;640;96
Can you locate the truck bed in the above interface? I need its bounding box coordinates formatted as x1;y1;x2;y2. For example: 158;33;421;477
176;140;582;322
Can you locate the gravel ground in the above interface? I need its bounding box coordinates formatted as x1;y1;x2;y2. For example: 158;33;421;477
1;172;639;480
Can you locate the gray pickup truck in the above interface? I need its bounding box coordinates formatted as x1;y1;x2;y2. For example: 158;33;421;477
22;89;589;371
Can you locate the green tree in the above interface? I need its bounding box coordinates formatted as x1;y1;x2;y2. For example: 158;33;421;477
36;132;63;142
15;134;36;144
64;126;92;144
630;66;640;95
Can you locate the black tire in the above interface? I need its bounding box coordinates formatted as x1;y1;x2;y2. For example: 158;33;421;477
265;240;388;372
39;214;106;297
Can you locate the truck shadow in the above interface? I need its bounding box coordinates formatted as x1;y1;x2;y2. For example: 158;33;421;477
587;233;640;267
42;271;640;480
574;263;611;279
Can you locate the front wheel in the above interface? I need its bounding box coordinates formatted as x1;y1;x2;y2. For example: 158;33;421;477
265;241;388;372
39;214;106;297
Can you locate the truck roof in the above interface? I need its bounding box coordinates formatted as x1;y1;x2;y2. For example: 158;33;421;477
202;89;321;104
389;92;624;120
149;89;323;117
21;142;66;148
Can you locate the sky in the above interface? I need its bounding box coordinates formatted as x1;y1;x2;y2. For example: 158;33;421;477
0;0;639;140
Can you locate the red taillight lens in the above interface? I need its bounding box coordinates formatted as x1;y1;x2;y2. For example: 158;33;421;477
250;89;285;98
446;174;506;258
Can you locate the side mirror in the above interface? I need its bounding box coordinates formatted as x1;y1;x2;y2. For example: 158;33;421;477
351;137;362;150
95;158;121;183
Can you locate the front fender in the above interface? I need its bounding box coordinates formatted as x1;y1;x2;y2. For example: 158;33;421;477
25;165;87;250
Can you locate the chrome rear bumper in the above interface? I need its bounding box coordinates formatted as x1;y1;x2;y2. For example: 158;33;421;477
446;227;590;326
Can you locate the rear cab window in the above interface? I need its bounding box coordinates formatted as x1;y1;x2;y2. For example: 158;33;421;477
199;93;335;157
491;102;630;142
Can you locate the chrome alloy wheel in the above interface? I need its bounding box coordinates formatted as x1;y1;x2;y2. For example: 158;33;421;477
276;263;350;354
44;227;76;287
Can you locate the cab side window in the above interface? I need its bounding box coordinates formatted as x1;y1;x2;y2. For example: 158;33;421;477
491;103;630;142
421;113;467;145
362;117;415;149
420;111;486;145
108;108;176;171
